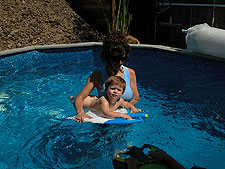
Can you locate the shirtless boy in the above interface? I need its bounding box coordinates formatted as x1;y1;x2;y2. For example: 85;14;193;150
79;76;139;120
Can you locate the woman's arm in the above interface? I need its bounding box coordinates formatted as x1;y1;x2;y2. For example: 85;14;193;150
74;70;101;123
121;100;139;113
128;68;140;105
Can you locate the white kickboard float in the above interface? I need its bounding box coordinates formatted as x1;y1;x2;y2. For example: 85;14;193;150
68;108;148;124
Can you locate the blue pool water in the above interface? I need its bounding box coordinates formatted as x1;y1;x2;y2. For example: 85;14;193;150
0;47;225;169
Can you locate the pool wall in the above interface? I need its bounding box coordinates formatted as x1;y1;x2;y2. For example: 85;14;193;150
1;42;225;62
1;42;225;169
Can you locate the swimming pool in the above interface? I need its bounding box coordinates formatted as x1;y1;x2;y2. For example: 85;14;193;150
0;44;225;169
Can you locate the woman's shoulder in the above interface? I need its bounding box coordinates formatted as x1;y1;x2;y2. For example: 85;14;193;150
90;69;101;77
127;67;136;79
90;66;106;79
123;65;135;73
127;67;135;73
90;70;103;89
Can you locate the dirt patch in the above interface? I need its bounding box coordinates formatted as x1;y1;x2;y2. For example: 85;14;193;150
0;0;105;51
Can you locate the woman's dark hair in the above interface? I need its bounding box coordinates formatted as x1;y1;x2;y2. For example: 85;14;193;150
101;32;130;76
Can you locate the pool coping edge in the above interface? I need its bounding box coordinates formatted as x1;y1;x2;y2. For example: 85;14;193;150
1;42;224;62
0;42;103;57
0;42;192;56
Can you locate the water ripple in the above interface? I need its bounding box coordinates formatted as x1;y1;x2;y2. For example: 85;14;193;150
17;123;96;169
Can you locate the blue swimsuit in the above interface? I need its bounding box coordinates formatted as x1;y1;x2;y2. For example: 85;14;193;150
97;65;133;101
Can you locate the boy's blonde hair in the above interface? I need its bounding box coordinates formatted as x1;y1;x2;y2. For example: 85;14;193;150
105;76;126;94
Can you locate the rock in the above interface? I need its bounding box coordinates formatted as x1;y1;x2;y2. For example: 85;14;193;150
126;35;140;44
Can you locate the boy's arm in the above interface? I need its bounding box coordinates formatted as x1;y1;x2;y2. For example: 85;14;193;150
121;100;140;113
100;99;132;119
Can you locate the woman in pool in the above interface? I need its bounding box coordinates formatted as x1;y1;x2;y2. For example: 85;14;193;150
70;32;140;123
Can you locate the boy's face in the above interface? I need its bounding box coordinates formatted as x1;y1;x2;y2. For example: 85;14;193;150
106;84;123;101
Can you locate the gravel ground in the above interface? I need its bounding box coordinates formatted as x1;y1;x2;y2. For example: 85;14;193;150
0;0;105;51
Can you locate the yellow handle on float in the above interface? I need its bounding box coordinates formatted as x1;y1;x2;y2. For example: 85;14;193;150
138;109;144;112
137;109;148;118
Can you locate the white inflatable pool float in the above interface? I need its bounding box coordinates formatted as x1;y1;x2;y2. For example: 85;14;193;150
186;23;225;59
67;108;148;124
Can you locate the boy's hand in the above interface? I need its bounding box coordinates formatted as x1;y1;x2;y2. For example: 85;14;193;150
130;107;140;113
121;113;132;120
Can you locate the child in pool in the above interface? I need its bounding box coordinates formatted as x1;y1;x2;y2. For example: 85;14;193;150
70;76;139;122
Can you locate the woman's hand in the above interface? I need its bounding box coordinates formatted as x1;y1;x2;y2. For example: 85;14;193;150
71;71;100;123
129;96;140;105
75;112;92;123
69;95;93;123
